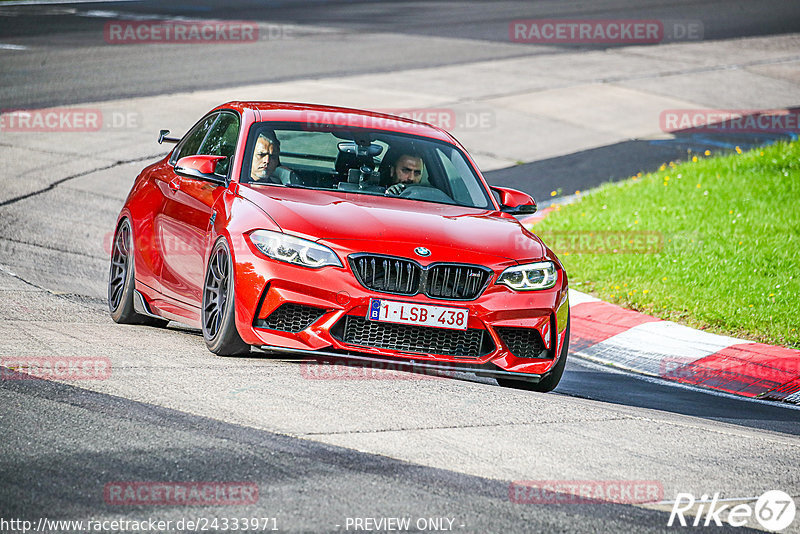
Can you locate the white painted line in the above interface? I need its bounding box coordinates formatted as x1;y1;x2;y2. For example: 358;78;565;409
0;0;135;5
0;44;28;51
76;10;196;22
653;495;762;505
78;10;119;18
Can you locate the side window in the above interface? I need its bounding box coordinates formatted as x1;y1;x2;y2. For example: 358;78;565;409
175;113;218;161
435;147;489;208
199;113;240;176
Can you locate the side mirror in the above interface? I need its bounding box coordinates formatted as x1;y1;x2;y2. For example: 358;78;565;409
158;129;180;144
491;186;537;215
175;155;227;185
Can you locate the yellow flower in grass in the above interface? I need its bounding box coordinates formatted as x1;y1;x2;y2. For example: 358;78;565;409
550;190;557;197
704;150;711;156
692;156;698;162
735;146;742;154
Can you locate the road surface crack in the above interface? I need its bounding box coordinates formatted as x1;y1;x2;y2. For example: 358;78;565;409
0;264;105;310
0;152;166;208
0;235;106;261
300;417;631;436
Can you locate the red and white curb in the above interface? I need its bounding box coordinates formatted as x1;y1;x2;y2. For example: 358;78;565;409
568;289;800;404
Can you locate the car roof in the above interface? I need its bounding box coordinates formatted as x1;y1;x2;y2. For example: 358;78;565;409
212;101;458;144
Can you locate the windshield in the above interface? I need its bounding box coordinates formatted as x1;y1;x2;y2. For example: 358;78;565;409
240;122;492;209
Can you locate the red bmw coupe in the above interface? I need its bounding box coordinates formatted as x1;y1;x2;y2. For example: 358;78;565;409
109;102;570;391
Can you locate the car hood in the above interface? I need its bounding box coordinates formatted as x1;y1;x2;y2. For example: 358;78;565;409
238;185;546;264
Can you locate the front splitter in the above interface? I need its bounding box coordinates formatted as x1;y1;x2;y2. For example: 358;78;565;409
259;345;543;383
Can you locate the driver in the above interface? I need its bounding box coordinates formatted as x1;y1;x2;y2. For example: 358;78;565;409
250;132;294;183
385;153;423;195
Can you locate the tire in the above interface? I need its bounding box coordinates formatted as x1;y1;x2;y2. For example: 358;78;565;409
108;219;168;327
497;314;570;392
201;238;250;356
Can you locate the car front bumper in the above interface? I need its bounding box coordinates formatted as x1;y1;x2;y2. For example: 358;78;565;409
232;238;569;377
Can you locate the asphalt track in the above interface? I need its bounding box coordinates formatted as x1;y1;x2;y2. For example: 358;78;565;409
1;1;799;533
2;0;800;109
0;369;745;534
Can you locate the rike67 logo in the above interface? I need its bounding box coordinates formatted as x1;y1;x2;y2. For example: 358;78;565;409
669;490;796;530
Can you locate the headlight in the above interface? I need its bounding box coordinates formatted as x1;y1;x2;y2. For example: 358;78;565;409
249;230;342;268
497;261;557;291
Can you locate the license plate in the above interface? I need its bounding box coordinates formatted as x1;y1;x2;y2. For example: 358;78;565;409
367;298;469;330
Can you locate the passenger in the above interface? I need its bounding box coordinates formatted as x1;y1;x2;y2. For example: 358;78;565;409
250;132;295;183
384;153;423;195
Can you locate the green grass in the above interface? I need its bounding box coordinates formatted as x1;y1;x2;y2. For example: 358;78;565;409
532;141;800;349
